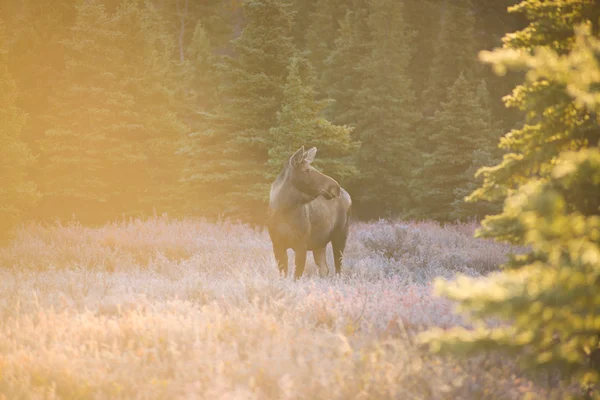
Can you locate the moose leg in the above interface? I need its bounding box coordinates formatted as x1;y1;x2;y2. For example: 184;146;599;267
273;246;288;277
313;247;329;278
293;248;307;280
332;235;348;276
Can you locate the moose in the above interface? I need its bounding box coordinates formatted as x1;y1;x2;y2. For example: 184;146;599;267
267;146;352;279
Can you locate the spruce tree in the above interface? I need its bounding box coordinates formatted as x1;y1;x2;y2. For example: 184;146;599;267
146;0;232;60
403;0;441;104
5;1;75;148
288;0;317;50
421;1;600;395
470;0;600;242
304;0;349;80
267;57;358;182
182;0;297;220
38;1;128;221
114;0;190;216
0;20;39;240
39;0;189;222
322;0;370;127
350;0;420;217
422;0;477;115
412;74;496;221
178;21;224;216
450;80;503;220
186;22;220;112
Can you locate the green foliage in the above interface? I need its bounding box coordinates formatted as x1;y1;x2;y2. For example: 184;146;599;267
450;80;504;220
412;74;499;221
422;0;477;115
350;0;420;217
421;13;600;399
304;0;348;80
503;0;600;52
471;1;600;243
288;0;317;50
38;0;188;222
267;57;358;182
115;0;190;216
403;0;441;103
0;20;39;240
152;0;233;58
182;0;297;220
5;0;75;148
0;0;539;224
321;0;370;127
185;22;220;111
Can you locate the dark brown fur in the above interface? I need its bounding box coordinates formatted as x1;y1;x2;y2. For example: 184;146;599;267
267;146;351;279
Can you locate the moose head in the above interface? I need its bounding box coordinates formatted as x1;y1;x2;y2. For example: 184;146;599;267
287;146;341;201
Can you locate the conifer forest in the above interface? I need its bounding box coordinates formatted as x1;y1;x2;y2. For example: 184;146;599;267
1;0;526;227
1;0;600;398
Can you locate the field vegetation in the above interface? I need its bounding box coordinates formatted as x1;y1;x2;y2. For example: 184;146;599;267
0;217;559;399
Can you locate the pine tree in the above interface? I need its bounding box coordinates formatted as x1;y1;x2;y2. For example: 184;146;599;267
421;1;600;395
422;0;477;115
5;1;75;148
0;20;38;240
288;0;317;50
412;74;496;221
117;1;191;216
304;0;349;80
177;21;224;216
322;0;370;127
450;80;503;220
186;22;220;112
471;0;524;131
350;0;420;217
39;0;189;222
147;0;233;61
470;0;600;242
267;57;358;182
38;1;128;221
182;0;297;220
403;0;441;104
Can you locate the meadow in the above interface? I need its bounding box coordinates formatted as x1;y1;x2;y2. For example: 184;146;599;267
0;218;557;399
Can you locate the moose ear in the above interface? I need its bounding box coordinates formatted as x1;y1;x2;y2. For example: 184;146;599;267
290;146;305;166
303;147;317;164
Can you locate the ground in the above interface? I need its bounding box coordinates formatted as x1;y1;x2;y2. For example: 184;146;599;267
0;218;556;399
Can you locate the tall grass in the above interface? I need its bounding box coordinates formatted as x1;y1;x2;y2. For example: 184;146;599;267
0;218;554;399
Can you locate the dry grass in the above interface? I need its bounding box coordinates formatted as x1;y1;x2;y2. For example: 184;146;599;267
0;217;557;399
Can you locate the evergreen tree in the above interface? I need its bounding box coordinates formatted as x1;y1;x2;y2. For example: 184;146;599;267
114;0;190;216
38;1;127;221
350;0;420;217
412;74;496;221
470;0;600;242
146;0;232;60
185;22;220;112
450;80;503;220
5;1;75;148
0;20;39;240
322;0;370;127
178;21;224;215
403;0;441;104
267;57;358;182
421;1;600;395
288;0;317;50
471;0;524;130
304;0;349;80
182;0;297;220
422;0;477;115
38;0;189;222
